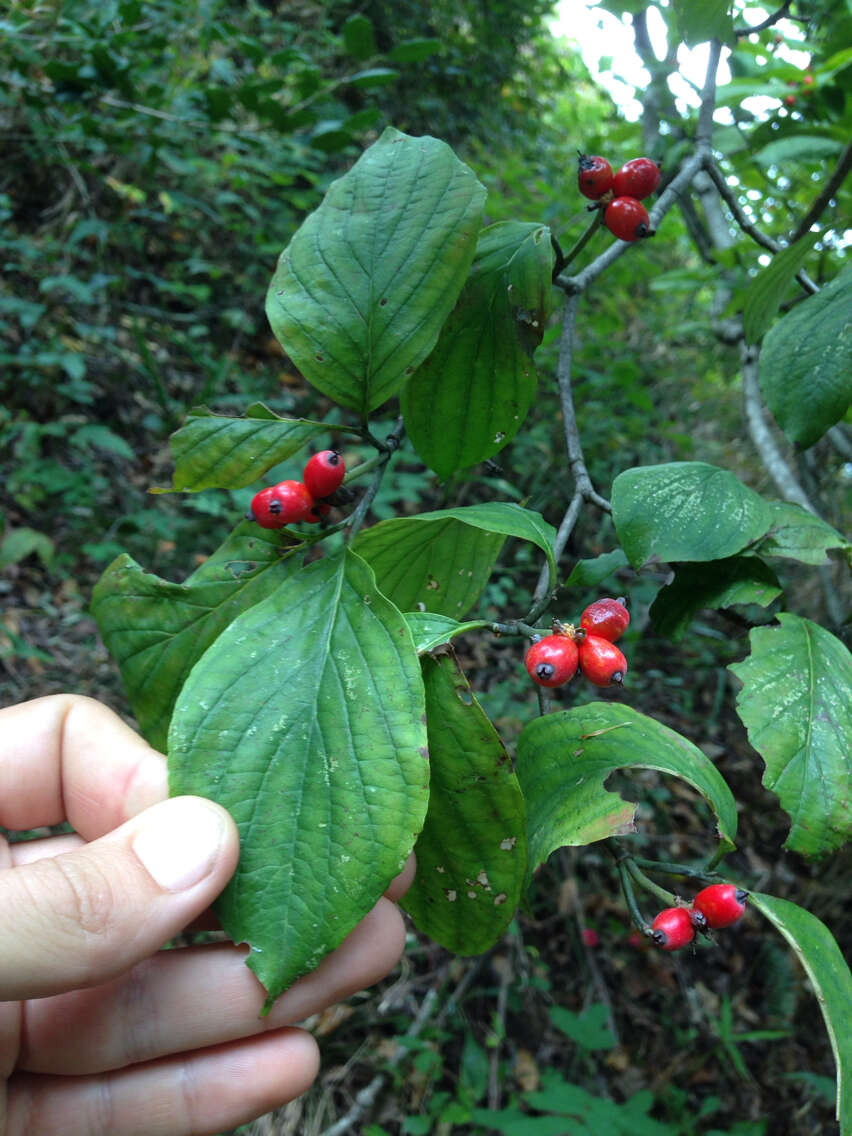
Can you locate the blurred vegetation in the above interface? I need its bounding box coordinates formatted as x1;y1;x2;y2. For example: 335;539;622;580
1;1;850;1132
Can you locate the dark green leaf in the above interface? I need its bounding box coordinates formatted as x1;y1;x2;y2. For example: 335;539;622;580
672;0;735;46
753;501;850;565
612;463;773;568
0;527;54;569
743;232;820;345
169;549;429;1010
341;13;376;59
730;614;852;858
564;549;629;588
349;67;400;88
650;557;782;640
404;612;488;654
266;128;485;416
400;653;526;954
387;38;443;63
517;703;738;880
549;1005;616;1051
759;270;852;448
354;503;556;617
401;222;555;478
755;136;845;166
91;524;300;751
165;403;328;491
750;893;852;1133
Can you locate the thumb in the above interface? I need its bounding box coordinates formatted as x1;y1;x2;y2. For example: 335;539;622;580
0;796;239;1000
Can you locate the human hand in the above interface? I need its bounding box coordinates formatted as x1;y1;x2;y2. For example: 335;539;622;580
0;695;415;1135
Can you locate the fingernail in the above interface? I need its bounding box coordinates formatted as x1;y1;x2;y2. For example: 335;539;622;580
132;798;227;892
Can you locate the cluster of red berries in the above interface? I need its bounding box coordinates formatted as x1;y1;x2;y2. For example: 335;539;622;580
577;153;661;242
651;884;748;952
247;450;346;528
525;597;629;689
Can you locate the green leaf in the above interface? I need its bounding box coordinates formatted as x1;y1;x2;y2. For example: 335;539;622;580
564;549;629;588
612;463;773;568
755;136;845;167
730;614;852;858
649;557;782;640
672;0;735;46
760;270;852;448
266;128;485;416
401;222;555;478
753;501;850;565
165;403;329;491
549;1005;616;1051
400;653;526;954
749;893;852;1134
0;527;54;569
387;38;443;63
404;612;488;654
354;502;556;617
168;549;428;1010
91;524;300;752
341;13;376;59
349;67;400;88
516;703;738;879
73;424;136;459
743;232;820;345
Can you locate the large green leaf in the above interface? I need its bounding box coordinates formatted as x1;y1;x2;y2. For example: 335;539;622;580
168;549;428;1010
612;462;773;568
730;614;852;858
672;0;734;46
516;703;738;880
649;556;782;640
401;221;555;478
743;232;820;345
401;653;527;953
564;549;629;589
265;127;485;416
753;501;850;566
166;403;329;491
759;270;852;448
404;612;489;654
91;523;300;752
353;502;556;617
750;893;852;1134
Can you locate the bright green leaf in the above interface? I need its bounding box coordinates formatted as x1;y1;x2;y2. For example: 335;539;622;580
354;502;556;617
730;614;852;858
549;1005;616;1051
341;13;376;59
743;232;820;345
650;557;782;640
400;653;527;954
165;403;328;491
753;501;850;565
517;703;738;881
759;270;852;448
169;549;429;1010
564;549;629;588
0;527;54;570
91;524;301;751
404;612;489;654
401;222;555;478
266;128;485;416
750;892;852;1133
349;67;400;88
755;136;844;167
612;463;773;568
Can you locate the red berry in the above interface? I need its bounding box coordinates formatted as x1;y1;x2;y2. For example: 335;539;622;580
604;197;650;242
303;450;346;498
692;884;748;929
612;157;661;200
581;928;600;947
577;153;614;200
578;634;627;687
580;597;630;642
784;94;796;105
247;480;315;528
525;635;579;688
651;907;695;951
305;501;332;524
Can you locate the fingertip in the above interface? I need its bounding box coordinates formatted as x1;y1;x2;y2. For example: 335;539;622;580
384;851;416;901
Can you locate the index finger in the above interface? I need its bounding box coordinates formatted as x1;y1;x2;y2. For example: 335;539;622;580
0;695;168;839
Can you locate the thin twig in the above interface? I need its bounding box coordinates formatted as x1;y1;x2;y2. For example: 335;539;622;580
487;951;513;1110
734;1;792;37
788;137;852;244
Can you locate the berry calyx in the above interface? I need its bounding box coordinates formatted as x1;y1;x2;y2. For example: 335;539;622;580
612;157;661;200
303;450;346;499
525;635;579;688
578;634;627;686
247;480;315;528
577;153;614;200
651;907;695;951
580;597;630;642
692;884;748;929
604;197;650;242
